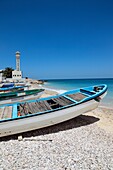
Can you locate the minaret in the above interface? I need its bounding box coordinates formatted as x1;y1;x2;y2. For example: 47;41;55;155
12;51;22;80
16;51;20;71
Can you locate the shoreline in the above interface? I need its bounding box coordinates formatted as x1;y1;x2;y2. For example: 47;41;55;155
99;105;113;110
36;82;113;110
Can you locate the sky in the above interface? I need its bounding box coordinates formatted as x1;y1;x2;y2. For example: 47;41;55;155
0;0;113;79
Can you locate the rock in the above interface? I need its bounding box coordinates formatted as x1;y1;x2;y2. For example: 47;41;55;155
25;78;45;85
18;135;23;141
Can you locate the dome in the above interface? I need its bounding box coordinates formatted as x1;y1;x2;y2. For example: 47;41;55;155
16;51;20;55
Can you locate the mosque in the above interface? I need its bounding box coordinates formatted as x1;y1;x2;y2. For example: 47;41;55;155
0;51;25;82
12;51;25;82
12;51;22;80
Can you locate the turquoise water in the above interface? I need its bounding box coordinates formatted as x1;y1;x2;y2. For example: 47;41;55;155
44;79;113;108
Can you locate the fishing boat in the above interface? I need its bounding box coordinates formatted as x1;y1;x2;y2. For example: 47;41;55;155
0;89;44;105
0;84;107;137
0;83;14;88
0;83;27;93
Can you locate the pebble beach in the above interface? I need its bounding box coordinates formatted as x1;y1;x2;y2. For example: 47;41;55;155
0;82;113;170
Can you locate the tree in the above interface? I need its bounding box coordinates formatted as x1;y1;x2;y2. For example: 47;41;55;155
3;67;14;78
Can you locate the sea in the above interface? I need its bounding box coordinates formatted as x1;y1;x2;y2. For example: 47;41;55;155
43;78;113;108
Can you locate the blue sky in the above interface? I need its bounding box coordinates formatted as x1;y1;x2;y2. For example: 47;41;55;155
0;0;113;79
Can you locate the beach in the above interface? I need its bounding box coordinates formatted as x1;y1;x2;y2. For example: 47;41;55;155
0;82;113;170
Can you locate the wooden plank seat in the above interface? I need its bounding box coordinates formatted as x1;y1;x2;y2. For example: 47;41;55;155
42;100;52;110
52;96;74;106
67;92;88;102
39;101;51;111
19;103;29;116
19;102;37;115
19;100;52;116
18;96;73;116
0;107;4;119
0;106;12;120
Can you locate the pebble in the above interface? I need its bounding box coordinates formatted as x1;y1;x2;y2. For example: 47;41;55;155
18;135;23;141
0;108;113;170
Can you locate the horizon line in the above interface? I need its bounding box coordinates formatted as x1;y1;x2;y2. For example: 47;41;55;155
39;77;113;80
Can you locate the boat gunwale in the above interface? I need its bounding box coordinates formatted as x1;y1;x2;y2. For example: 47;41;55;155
0;85;26;91
0;84;107;123
0;89;44;97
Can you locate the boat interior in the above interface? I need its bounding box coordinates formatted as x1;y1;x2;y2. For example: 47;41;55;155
0;85;105;121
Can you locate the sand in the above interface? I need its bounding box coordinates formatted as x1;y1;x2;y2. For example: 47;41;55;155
85;106;113;133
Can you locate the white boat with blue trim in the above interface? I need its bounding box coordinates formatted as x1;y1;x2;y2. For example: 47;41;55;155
0;83;29;93
0;89;44;105
0;84;107;137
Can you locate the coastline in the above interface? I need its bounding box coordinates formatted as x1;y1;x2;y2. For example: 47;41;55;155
42;84;113;109
0;80;113;169
43;78;113;109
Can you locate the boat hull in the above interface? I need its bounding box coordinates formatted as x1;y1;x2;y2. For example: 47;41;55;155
0;98;99;137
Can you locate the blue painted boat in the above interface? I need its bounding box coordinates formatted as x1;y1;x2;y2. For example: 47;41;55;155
0;89;44;105
0;84;107;137
0;83;14;88
0;84;25;92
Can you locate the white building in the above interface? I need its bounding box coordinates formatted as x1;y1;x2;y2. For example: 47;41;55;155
12;51;22;80
0;70;3;82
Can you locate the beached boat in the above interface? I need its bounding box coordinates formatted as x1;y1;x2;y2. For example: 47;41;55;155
0;84;107;137
0;89;44;105
0;83;27;93
0;83;14;88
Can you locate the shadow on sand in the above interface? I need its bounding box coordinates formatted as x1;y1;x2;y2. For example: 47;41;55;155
0;114;99;141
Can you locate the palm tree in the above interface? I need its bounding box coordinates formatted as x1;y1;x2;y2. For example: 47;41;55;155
3;67;14;78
